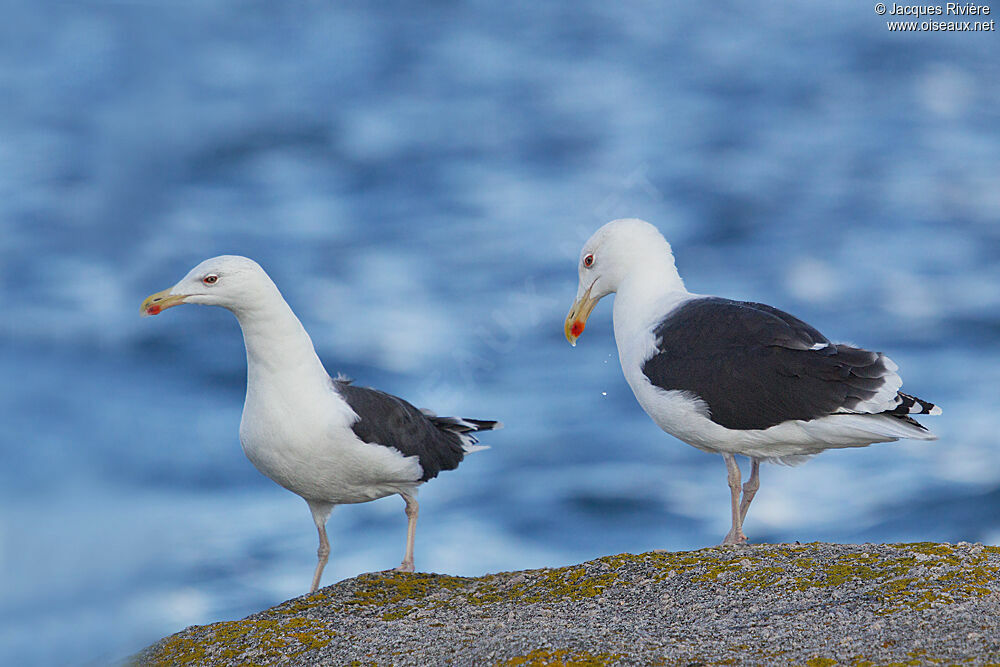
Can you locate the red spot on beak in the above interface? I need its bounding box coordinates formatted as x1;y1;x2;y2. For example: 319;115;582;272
147;304;161;315
571;321;584;337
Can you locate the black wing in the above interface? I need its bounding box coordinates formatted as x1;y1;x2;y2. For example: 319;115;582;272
333;379;495;482
641;297;896;431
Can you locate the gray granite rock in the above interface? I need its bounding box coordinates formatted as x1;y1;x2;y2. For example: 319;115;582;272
134;542;1000;666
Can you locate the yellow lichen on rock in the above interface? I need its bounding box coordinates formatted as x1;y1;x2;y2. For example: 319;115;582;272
141;617;334;666
499;648;625;666
134;543;1000;666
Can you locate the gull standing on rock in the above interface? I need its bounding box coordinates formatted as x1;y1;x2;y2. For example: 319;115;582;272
142;255;500;592
564;219;940;545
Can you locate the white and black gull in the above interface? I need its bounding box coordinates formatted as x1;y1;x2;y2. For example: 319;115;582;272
564;219;940;545
142;255;499;592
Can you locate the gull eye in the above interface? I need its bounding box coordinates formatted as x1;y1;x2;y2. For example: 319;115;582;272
583;254;594;268
203;274;219;285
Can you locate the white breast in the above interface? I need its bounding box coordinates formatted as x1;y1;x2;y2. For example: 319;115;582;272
239;376;422;505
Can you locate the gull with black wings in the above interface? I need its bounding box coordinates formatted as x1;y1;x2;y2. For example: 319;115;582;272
565;219;940;545
142;255;499;592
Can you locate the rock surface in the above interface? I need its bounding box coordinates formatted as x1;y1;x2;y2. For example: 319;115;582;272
135;542;1000;666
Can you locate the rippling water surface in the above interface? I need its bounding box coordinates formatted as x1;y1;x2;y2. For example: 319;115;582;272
1;2;998;664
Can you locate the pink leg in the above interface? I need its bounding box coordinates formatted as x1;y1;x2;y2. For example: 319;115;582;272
395;494;418;573
307;501;334;593
721;454;747;545
740;458;761;523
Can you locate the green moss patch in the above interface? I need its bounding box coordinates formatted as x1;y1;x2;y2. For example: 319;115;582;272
499;648;625;666
140;617;334;666
616;542;999;616
135;542;1000;666
330;565;625;621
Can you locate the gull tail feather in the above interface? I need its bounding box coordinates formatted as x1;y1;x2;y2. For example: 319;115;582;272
427;416;502;452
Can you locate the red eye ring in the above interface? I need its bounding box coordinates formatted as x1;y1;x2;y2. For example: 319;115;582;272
203;274;218;285
583;254;594;268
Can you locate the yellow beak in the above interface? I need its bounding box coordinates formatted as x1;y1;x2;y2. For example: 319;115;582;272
564;282;600;346
141;288;188;317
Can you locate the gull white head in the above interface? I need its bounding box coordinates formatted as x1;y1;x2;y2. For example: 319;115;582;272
564;218;682;345
141;255;277;316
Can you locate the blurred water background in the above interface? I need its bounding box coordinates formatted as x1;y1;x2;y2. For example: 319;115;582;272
1;1;998;664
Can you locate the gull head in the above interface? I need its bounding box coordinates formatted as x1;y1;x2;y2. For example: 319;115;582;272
564;218;677;345
141;255;274;316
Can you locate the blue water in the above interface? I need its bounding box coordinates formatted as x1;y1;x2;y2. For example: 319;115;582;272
1;1;998;664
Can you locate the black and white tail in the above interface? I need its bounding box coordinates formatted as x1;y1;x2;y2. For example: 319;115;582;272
887;392;942;417
423;413;502;453
866;391;940;437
